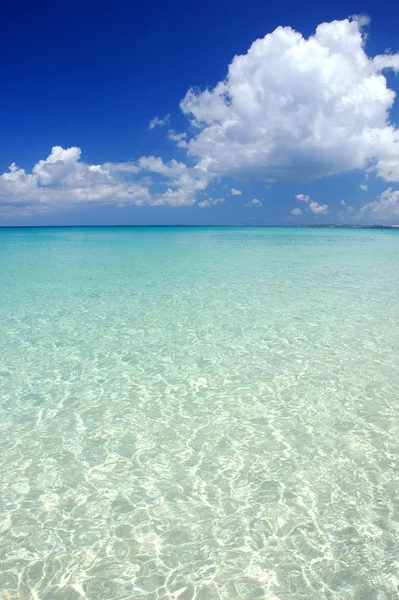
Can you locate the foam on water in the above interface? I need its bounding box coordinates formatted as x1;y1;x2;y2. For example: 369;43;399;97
1;226;399;599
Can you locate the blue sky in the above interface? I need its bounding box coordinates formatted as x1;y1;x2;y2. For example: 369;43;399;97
1;0;399;225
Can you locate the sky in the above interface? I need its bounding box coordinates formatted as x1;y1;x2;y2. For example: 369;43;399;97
1;0;399;226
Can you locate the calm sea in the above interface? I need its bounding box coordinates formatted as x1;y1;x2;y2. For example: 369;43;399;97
1;226;399;599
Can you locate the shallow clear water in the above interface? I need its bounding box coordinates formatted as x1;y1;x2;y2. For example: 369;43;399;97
1;226;399;600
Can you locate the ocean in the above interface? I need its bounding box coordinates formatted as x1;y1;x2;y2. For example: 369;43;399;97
1;226;399;599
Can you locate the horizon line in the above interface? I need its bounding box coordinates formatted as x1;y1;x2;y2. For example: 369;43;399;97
1;224;399;229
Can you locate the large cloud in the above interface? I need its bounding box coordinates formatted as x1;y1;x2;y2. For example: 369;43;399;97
180;18;399;182
0;146;211;215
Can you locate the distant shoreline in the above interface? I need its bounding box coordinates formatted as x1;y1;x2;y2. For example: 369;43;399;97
1;224;399;229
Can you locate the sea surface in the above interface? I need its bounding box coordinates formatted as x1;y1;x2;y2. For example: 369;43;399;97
1;226;399;600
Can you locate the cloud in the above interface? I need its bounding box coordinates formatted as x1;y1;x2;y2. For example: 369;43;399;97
137;155;186;175
290;208;302;216
0;146;213;215
198;197;225;208
3;19;399;219
373;54;399;72
360;184;368;192
338;199;355;219
180;18;399;183
309;201;328;215
245;198;263;207
360;187;399;220
168;129;188;148
295;193;328;215
148;114;170;130
295;194;311;203
349;14;370;27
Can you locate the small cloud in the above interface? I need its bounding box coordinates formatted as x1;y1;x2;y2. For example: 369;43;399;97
231;187;242;195
198;197;224;208
295;193;311;203
296;193;328;215
350;14;370;27
148;114;170;130
339;199;354;216
168;129;188;148
360;184;368;192
198;199;211;208
245;198;263;207
290;208;302;216
309;201;328;215
338;204;355;220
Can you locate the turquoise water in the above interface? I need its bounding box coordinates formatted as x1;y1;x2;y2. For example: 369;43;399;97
1;226;399;600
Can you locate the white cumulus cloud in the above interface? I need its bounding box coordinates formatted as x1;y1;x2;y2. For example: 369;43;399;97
309;201;328;215
296;194;311;203
0;146;213;215
290;208;302;216
180;18;399;182
3;18;399;219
